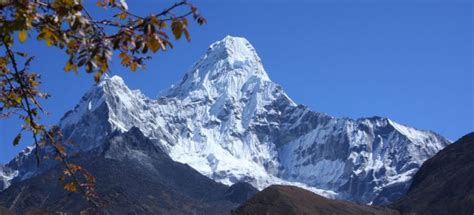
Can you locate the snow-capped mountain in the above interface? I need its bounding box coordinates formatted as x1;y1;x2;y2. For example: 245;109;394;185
0;36;450;204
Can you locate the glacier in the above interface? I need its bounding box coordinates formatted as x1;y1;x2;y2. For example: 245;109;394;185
0;36;450;205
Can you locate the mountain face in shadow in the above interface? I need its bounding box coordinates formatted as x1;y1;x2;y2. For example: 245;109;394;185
390;132;474;215
0;127;257;214
232;185;399;215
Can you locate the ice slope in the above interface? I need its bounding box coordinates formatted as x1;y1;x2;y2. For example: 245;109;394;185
0;36;450;204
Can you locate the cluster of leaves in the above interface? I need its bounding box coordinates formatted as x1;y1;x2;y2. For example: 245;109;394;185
0;0;205;209
0;49;48;162
1;0;205;81
61;163;99;207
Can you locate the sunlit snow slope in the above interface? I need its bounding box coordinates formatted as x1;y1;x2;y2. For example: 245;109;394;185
1;36;450;205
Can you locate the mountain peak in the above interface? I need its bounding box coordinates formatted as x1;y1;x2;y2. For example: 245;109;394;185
97;75;130;94
59;74;144;132
100;74;125;86
164;36;271;98
207;35;261;62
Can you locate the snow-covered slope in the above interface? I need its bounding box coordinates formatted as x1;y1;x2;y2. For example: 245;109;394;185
1;36;450;204
0;166;17;191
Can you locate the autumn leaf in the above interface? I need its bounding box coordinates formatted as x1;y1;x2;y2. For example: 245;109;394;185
159;20;167;29
183;29;191;42
117;12;128;20
64;164;82;176
120;53;132;65
85;173;96;184
19;31;28;43
94;72;102;82
96;0;105;7
64;61;77;72
149;16;159;25
148;37;160;53
56;144;66;155
64;182;78;193
130;62;137;72
67;163;82;174
7;91;22;105
171;19;184;40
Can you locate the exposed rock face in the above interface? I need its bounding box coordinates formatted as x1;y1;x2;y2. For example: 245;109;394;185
1;36;450;204
0;128;254;214
232;185;400;215
391;132;474;214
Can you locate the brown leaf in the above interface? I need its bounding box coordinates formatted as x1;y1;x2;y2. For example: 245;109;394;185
171;19;183;40
117;12;128;20
56;144;66;155
149;16;159;25
13;133;21;146
183;29;191;42
130;62;137;72
148;36;160;53
64;182;78;193
94;72;102;82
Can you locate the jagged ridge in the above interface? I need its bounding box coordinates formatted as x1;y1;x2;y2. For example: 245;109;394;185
0;36;450;205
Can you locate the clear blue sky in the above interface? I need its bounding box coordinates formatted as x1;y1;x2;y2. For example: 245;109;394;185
1;0;472;164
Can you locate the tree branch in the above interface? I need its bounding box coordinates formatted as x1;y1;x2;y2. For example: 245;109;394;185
4;43;42;166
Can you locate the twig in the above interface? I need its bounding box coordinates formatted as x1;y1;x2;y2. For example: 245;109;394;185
4;42;41;166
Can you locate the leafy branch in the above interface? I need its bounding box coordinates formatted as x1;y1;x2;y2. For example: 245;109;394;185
0;0;206;210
